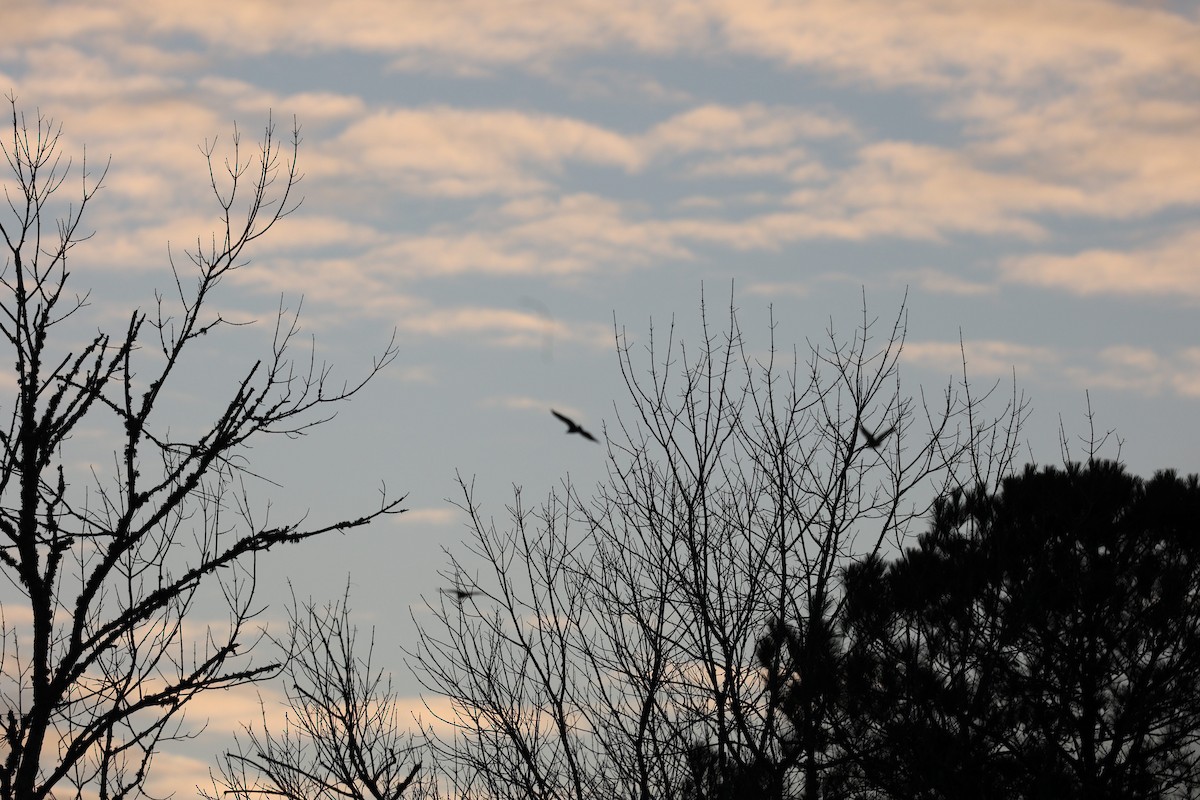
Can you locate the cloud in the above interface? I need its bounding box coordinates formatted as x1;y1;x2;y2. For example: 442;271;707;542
0;603;35;629
227;254;422;321
646;103;856;157
380;193;694;277
325;107;643;197
195;76;368;123
7;0;1199;341
900;268;995;296
134;0;712;65
716;0;1200;92
1064;346;1200;398
819;142;1091;241
557;68;695;104
310;100;850;206
482;395;550;411
685;148;828;180
904;338;1200;400
1001;229;1200;300
396;692;476;738
951;89;1200;218
12;38;1193;294
902;339;1058;380
186;682;290;733
401;507;458;525
23;1;1196;220
22;0;1195;90
81;210;387;278
252;216;390;256
396;305;611;350
143;750;217;799
394;365;437;384
6;4;127;46
744;281;809;299
18;42;186;101
710;2;1200;224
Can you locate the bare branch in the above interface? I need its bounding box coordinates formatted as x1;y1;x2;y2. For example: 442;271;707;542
0;99;402;800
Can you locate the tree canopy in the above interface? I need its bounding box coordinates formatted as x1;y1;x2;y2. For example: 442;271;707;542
840;460;1200;799
0;98;402;800
406;295;1025;800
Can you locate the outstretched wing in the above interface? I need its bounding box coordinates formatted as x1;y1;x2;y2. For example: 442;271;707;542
552;409;599;442
860;423;896;448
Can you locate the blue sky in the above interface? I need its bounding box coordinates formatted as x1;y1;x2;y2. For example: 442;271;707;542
5;1;1200;793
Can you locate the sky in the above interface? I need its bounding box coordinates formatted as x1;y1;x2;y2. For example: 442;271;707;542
4;0;1200;794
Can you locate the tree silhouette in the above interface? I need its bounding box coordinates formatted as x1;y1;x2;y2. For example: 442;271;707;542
407;292;1025;800
840;460;1200;799
0;99;403;799
205;587;428;800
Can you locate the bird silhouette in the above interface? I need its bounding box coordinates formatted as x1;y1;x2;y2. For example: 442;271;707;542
551;409;599;443
441;587;479;601
860;423;896;449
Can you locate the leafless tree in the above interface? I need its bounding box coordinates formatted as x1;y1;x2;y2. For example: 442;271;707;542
407;290;1025;799
205;586;428;800
0;97;403;799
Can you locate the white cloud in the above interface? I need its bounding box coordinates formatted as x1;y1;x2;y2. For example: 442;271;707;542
1001;228;1200;300
401;507;458;525
392;303;610;350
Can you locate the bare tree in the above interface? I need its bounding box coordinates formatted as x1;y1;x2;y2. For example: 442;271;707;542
206;585;428;800
0;97;403;799
407;291;1025;799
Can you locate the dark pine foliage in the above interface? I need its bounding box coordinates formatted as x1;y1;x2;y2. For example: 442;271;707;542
839;460;1200;800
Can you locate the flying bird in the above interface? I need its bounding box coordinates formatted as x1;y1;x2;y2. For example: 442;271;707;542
860;423;896;449
441;588;479;601
551;409;599;443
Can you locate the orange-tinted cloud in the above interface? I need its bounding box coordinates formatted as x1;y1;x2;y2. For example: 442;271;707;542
396;306;611;349
903;339;1057;380
904;338;1200;399
1001;229;1200;300
327;107;642;197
